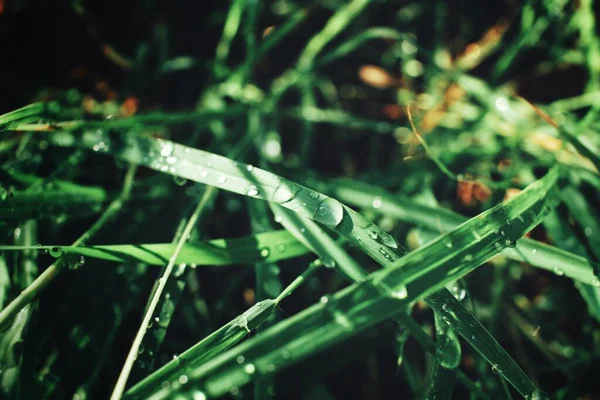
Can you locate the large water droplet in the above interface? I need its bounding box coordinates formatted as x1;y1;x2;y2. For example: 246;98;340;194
313;197;344;227
391;285;408;299
553;267;564;276
49;247;63;258
272;180;299;204
217;174;227;184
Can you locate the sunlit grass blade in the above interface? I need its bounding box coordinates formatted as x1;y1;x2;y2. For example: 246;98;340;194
332;179;598;285
124;299;277;399
0;230;309;267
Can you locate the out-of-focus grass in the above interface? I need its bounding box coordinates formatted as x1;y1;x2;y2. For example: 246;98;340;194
0;0;599;399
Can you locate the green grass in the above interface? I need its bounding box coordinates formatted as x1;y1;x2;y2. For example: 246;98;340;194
1;0;600;399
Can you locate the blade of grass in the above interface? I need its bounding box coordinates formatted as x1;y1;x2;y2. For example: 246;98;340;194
332;179;598;285
125;298;278;399
0;229;310;266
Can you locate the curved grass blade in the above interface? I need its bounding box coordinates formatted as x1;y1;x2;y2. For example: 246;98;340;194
0;230;309;267
138;168;560;399
332;179;598;285
125;299;277;399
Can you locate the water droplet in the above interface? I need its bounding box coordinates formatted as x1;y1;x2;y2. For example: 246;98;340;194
443;238;453;248
442;303;449;312
494;242;503;251
553;267;564;276
166;156;178;165
245;185;259;197
199;169;208;178
372;196;383;209
368;230;378;240
380;232;399;249
463;254;474;262
274;215;282;223
309;191;319;200
230;387;239;396
272;180;299;203
260;248;270;258
246;164;254;172
472;231;482;241
173;176;187;186
236;355;245;364
504;239;516;248
532;249;538;255
178;375;188;384
378;247;392;260
277;244;286;252
244;363;256;374
491;364;502;374
391;285;408;299
217;174;227;184
591;277;600;287
313;198;344;227
322;257;335;268
320;296;329;304
160;142;174;157
49;247;63;258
